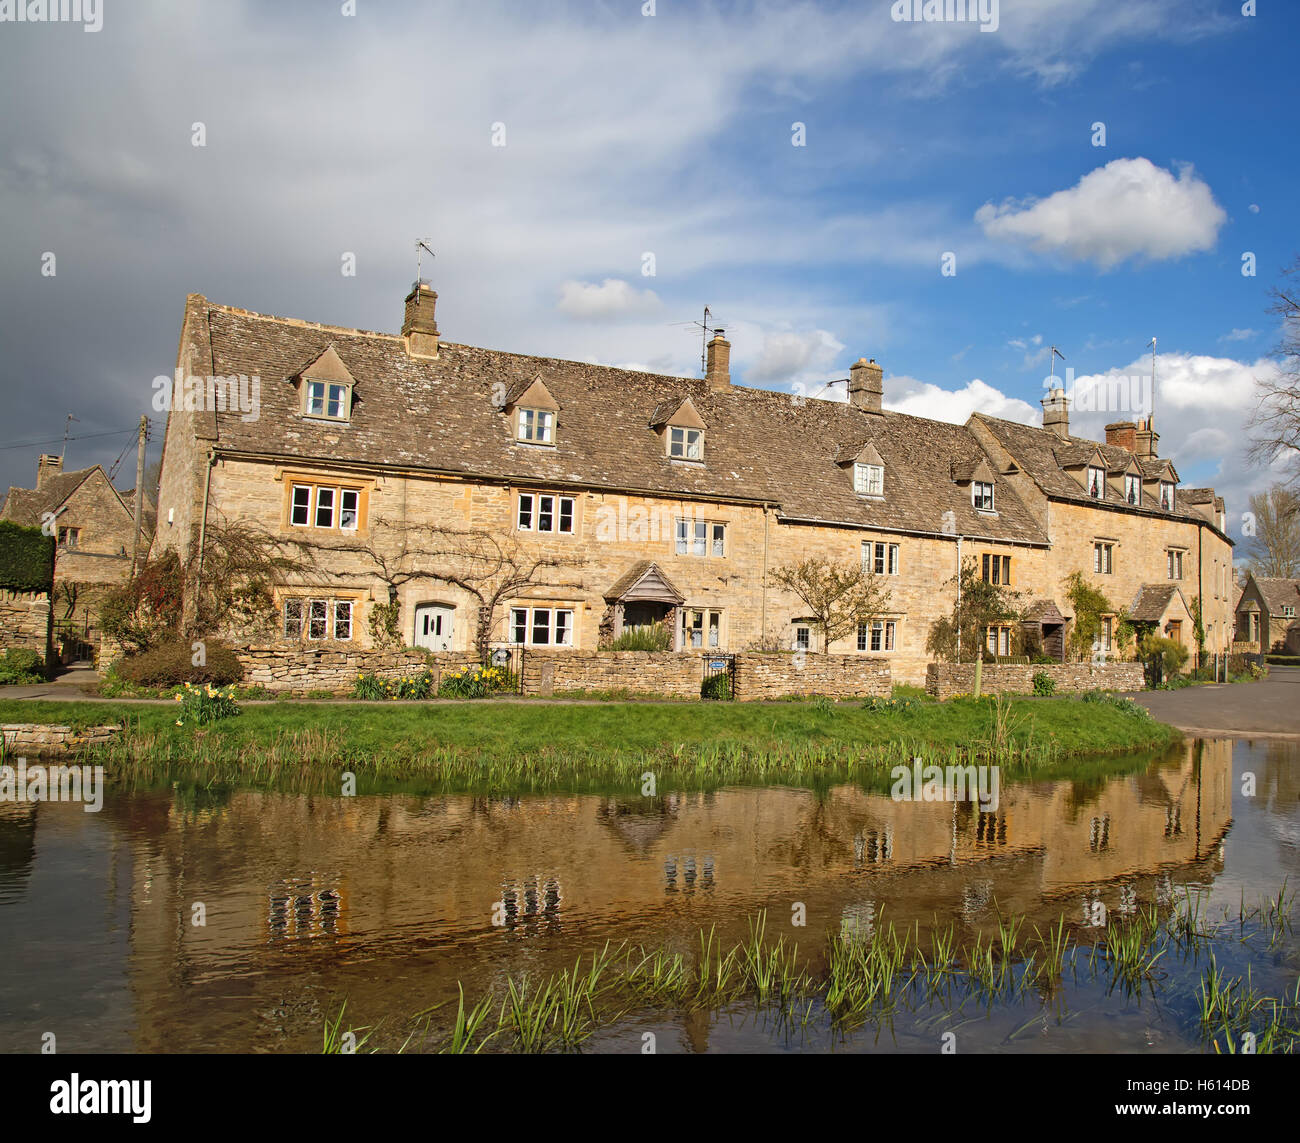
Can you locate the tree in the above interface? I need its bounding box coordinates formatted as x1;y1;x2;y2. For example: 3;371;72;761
1247;254;1300;486
1245;485;1300;577
926;556;1022;663
326;517;586;661
1062;571;1132;662
768;556;891;653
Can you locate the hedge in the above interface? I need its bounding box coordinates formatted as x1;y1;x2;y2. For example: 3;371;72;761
0;520;55;593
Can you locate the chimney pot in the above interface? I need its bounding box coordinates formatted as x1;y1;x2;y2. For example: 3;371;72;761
849;357;883;413
402;281;440;359
706;331;731;391
1041;387;1070;438
1105;421;1138;453
36;454;62;489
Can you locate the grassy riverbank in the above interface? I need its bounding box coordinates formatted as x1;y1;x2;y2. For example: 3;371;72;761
0;693;1181;795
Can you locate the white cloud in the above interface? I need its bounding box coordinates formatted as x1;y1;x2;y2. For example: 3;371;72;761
887;376;1039;424
1219;328;1259;343
975;158;1226;268
556;279;661;320
744;328;845;384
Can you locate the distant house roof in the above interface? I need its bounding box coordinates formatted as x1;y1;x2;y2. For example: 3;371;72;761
1;465;150;533
184;299;1053;545
1253;577;1300;615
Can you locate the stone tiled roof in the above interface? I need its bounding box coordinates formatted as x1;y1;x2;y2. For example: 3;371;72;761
605;560;684;603
192;300;1052;546
1022;598;1066;624
1254;578;1300;615
0;467;97;526
972;414;1214;532
1129;583;1182;622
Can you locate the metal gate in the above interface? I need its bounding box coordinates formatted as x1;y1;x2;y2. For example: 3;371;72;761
487;644;525;694
701;653;736;700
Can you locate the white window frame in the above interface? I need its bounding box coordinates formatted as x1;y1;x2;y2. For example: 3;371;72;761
1094;542;1113;575
985;625;1011;657
858;619;896;652
854;463;884;496
681;607;722;649
1160;481;1175;511
284;597;356;642
1167;549;1183;580
333;600;353;641
517;492;576;534
517;407;555;444
1124;473;1140;505
676;518;724;557
972;481;995;513
305;380;350;421
509;605;575;646
1087;466;1105;499
668;426;703;461
794;625;811;652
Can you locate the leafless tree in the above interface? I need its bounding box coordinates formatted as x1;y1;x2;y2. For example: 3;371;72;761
768;556;891;652
325;517;585;660
1245;485;1300;578
1247;255;1300;486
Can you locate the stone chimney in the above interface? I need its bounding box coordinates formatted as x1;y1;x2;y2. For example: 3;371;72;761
402;281;440;359
1041;387;1069;438
1134;417;1159;459
706;330;731;391
36;454;62;489
848;357;883;413
1105;421;1137;453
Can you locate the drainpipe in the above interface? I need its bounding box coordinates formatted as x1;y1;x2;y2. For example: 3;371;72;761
194;449;216;618
1196;526;1203;672
761;503;771;644
956;534;963;663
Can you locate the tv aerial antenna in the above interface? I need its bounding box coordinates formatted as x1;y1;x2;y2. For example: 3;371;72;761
691;306;720;375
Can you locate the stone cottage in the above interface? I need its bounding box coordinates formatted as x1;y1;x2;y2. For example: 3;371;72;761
149;283;1234;685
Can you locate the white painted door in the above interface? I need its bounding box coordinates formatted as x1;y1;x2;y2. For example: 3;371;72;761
414;604;454;652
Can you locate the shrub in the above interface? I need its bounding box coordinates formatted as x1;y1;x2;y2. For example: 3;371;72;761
861;695;916;714
1139;634;1189;686
1031;671;1056;696
117;638;244;687
606;625;674;651
1079;690;1150;717
172;681;241;726
0;521;55;593
99;550;184;655
700;673;732;701
438;664;514;699
0;647;45;685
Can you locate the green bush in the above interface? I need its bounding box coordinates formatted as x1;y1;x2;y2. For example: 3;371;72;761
437;664;514;699
117;638;244;687
1140;634;1189;686
1079;690;1151;717
354;669;436;700
700;673;732;701
0;647;45;685
861;695;916;713
172;681;241;726
606;625;674;651
0;521;55;592
1031;671;1056;696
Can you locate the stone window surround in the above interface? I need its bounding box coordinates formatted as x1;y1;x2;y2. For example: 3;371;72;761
280;591;364;643
302;378;352;422
278;470;374;536
517;491;577;535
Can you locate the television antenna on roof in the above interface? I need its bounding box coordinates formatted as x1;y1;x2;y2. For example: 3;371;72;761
1048;345;1066;389
691;306;720;375
415;239;435;290
60;414;78;460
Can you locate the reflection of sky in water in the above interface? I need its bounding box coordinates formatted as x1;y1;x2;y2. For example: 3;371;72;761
0;737;1294;1053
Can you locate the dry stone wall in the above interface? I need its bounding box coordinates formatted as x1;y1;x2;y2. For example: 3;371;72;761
926;661;1145;700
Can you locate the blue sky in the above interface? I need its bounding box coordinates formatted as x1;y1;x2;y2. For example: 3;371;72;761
0;0;1294;547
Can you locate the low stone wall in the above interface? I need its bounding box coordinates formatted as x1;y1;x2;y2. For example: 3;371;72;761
0;589;53;671
2;723;121;757
523;650;891;700
231;643;478;696
523;650;702;698
733;653;891;700
926;660;1145;700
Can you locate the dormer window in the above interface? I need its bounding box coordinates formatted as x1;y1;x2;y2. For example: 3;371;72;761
669;426;703;460
972;481;994;513
854;463;884;496
305;380;350;420
517;407;555;444
1124;473;1140;505
1160;481;1175;511
1087;466;1104;499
